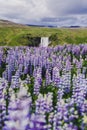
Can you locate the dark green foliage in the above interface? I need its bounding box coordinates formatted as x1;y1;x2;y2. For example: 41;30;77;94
83;60;87;67
49;33;58;41
0;62;6;77
49;33;59;45
65;36;74;43
40;85;58;107
20;34;40;46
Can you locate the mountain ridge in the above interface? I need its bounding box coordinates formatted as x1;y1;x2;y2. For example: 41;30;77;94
0;19;26;27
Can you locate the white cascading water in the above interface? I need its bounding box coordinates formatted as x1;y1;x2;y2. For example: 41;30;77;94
40;37;50;47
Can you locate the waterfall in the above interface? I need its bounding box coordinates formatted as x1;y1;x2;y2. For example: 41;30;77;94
40;37;50;47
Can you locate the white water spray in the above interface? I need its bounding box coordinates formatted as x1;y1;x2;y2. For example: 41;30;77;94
40;37;50;47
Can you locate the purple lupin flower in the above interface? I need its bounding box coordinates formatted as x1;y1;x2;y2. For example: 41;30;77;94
45;69;52;86
3;87;31;130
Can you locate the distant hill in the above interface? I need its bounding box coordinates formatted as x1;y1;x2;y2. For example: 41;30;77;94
0;19;25;27
27;24;58;28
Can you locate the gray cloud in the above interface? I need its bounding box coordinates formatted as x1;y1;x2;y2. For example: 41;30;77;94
0;0;87;26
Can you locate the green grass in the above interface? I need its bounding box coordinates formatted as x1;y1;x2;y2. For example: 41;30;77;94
0;25;87;46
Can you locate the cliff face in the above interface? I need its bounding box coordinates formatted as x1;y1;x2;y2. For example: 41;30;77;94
21;34;41;46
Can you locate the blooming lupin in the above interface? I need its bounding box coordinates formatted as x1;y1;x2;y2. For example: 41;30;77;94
3;87;31;130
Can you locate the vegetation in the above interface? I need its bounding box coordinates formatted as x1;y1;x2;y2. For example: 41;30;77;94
0;23;87;46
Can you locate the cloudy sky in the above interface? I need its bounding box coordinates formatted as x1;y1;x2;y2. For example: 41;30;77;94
0;0;87;26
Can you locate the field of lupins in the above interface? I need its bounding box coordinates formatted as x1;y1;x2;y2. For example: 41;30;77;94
0;44;87;130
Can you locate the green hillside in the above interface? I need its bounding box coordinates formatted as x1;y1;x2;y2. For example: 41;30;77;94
0;20;87;46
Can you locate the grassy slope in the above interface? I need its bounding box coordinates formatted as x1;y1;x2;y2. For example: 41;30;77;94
0;25;87;46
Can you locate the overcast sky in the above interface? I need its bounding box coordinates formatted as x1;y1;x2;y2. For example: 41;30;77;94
0;0;87;26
